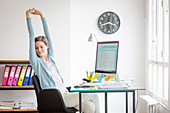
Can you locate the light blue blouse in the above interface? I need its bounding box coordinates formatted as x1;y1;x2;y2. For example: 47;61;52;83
27;17;64;89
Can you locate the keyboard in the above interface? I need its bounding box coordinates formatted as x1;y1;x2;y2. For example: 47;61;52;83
99;83;128;89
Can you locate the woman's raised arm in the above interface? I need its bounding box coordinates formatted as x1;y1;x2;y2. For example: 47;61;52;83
26;8;38;66
31;8;55;57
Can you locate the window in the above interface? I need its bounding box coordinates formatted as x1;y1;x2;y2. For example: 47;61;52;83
147;0;169;106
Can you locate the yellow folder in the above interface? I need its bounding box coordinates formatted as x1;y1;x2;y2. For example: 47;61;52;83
17;65;28;86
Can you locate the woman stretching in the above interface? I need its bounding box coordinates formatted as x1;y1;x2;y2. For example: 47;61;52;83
26;8;100;113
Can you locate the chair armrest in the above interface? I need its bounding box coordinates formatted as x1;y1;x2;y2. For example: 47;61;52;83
66;86;71;92
38;89;67;112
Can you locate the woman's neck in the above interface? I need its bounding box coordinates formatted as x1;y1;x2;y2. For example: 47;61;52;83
41;56;48;61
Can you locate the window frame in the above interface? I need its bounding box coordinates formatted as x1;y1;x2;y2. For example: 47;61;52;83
146;0;170;107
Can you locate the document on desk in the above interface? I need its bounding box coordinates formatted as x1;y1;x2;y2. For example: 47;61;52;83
99;82;128;89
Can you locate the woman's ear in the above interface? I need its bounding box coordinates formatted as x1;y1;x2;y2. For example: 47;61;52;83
47;45;49;50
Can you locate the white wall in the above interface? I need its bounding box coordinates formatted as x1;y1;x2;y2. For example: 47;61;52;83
71;0;146;112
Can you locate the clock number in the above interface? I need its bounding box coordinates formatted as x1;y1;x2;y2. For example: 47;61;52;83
115;26;118;29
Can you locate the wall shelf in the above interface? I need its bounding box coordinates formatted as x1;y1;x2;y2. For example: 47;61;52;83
0;86;34;90
0;60;30;64
0;109;37;112
0;60;37;112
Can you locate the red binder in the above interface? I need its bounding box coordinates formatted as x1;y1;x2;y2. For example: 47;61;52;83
12;65;22;86
7;65;17;86
2;65;11;86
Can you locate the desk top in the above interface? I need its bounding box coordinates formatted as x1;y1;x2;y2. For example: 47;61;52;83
70;87;146;92
70;82;146;92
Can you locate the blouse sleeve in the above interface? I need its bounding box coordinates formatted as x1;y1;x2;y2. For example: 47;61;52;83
41;18;55;57
26;18;38;66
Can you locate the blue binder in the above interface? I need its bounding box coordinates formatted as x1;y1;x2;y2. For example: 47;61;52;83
23;65;32;86
28;69;35;86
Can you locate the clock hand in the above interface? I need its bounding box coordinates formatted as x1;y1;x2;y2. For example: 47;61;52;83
107;22;116;26
100;22;110;26
100;22;116;26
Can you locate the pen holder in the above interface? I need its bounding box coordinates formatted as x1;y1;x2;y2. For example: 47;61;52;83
86;71;90;80
89;74;93;83
87;75;90;80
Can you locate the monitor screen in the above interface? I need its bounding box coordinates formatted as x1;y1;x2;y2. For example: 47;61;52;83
95;41;119;74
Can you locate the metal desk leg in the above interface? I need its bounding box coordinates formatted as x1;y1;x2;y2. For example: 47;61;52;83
126;92;128;113
79;92;82;113
133;91;135;113
105;92;107;113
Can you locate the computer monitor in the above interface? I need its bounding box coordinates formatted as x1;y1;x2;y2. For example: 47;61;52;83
95;41;119;74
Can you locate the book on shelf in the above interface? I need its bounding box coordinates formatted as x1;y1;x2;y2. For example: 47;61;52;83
0;65;5;85
19;107;35;110
12;65;22;86
23;65;32;86
2;65;11;86
0;106;13;110
7;65;17;86
19;100;35;109
17;65;28;86
0;101;15;110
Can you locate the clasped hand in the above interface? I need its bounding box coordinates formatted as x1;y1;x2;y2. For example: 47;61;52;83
26;8;44;18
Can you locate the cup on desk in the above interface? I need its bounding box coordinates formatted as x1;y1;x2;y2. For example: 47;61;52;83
125;76;131;86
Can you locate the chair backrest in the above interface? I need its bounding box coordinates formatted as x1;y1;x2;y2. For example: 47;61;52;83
32;75;42;109
33;75;67;111
32;75;77;113
39;89;68;112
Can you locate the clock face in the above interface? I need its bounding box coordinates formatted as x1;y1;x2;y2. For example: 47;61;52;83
98;11;120;34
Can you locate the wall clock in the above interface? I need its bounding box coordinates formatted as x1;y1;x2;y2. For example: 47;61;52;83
98;11;120;34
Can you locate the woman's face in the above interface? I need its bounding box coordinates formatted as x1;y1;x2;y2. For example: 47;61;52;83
35;41;49;58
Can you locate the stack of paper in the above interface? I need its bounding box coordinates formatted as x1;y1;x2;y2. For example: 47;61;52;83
0;101;15;109
19;101;35;109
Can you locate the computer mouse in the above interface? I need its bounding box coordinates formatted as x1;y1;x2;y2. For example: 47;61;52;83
81;85;92;88
74;85;81;88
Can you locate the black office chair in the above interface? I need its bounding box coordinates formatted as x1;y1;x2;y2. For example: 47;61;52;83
32;75;78;113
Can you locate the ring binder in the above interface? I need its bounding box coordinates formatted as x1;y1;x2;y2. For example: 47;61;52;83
2;65;11;86
7;65;17;86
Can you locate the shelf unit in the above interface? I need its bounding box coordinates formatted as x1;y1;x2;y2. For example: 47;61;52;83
0;109;37;112
0;86;34;90
0;60;30;64
0;60;38;112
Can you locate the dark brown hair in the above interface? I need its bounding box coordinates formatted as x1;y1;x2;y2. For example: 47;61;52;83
35;36;48;46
